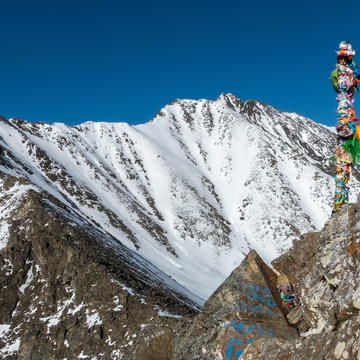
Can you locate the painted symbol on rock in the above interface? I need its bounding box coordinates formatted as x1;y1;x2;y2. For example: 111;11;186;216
236;281;277;318
223;321;276;359
225;337;255;359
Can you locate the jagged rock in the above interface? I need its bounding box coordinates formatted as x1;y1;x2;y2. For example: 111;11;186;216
240;316;360;359
286;304;312;333
237;197;360;359
173;251;298;360
296;202;360;333
271;231;320;291
0;173;200;359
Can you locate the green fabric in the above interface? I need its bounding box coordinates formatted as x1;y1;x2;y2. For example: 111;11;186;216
330;68;339;92
342;138;360;165
280;291;295;303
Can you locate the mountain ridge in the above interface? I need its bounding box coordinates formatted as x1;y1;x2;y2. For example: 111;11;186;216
0;93;356;299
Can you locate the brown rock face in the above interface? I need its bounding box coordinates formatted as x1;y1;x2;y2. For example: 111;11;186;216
241;316;360;360
173;251;298;360
271;231;320;292
0;173;200;359
241;199;360;359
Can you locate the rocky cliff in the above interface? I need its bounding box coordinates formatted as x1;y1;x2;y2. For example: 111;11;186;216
173;250;298;359
241;197;360;359
0;173;201;359
173;197;360;359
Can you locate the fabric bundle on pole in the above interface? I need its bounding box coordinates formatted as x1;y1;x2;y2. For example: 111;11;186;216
330;41;360;213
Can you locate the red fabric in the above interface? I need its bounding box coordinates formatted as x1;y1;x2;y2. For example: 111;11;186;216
337;53;353;61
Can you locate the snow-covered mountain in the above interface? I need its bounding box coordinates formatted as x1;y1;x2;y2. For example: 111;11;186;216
0;93;354;300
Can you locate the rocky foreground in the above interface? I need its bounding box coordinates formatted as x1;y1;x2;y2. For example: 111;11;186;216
2;170;360;359
172;196;360;359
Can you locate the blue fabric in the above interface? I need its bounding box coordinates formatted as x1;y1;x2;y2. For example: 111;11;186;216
350;64;360;79
349;122;356;131
354;68;360;80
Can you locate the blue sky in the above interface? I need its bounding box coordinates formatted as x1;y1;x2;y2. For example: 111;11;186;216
1;0;360;127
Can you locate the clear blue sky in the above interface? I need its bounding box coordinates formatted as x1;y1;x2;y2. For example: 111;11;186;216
1;0;360;127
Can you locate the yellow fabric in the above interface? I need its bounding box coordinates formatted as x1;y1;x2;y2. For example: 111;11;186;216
355;123;360;141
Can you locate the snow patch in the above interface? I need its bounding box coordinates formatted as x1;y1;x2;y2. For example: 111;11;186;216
158;310;182;318
105;335;116;346
112;296;123;311
1;260;13;276
19;264;34;294
78;351;90;359
0;338;20;356
0;324;11;337
85;310;102;328
68;302;85;315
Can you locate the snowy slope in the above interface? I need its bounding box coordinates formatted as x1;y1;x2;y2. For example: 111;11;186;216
0;93;355;299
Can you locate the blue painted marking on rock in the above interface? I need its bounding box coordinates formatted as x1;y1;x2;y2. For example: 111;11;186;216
235;349;244;357
235;281;277;318
225;344;233;359
223;322;276;359
230;338;242;345
263;288;277;307
222;281;279;358
223;321;276;338
245;284;264;302
225;338;243;359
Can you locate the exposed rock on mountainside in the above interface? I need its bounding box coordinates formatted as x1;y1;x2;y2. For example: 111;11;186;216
1;94;356;300
0;173;201;359
173;251;298;359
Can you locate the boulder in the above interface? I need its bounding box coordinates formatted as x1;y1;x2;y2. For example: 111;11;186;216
173;251;298;359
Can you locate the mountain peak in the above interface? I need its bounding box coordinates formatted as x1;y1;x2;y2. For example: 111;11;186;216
0;96;355;300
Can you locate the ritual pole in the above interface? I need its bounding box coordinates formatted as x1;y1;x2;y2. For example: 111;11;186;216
330;41;360;214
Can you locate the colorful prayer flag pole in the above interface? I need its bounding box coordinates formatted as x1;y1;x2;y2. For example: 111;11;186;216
330;41;360;213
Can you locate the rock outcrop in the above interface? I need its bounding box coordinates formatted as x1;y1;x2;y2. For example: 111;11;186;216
174;196;360;359
0;173;201;359
173;251;298;359
242;196;360;359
